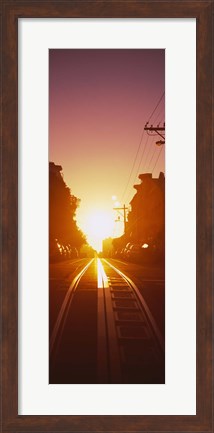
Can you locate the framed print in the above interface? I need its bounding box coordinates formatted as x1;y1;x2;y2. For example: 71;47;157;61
18;19;195;416
48;48;166;387
1;1;213;432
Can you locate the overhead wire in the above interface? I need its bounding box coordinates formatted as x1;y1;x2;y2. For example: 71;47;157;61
124;123;163;205
151;145;164;175
146;145;159;172
142;135;157;170
151;92;165;124
120;129;145;204
147;91;165;123
153;106;165;125
134;133;150;178
126;146;164;205
123;133;150;204
119;91;165;207
145;112;165;172
124;133;152;205
137;91;164;180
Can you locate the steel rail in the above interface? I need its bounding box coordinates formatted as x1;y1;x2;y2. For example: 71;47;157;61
102;258;164;351
50;258;94;356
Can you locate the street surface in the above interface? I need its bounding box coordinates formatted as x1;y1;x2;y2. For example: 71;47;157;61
49;257;165;384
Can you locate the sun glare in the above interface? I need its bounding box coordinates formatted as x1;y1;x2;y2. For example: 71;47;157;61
82;210;114;252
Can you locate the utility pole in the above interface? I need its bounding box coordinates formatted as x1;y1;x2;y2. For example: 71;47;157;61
113;204;128;235
144;122;165;145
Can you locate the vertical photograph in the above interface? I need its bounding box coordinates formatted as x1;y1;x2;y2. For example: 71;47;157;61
49;49;165;384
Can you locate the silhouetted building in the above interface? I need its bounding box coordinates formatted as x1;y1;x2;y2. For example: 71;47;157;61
127;172;165;250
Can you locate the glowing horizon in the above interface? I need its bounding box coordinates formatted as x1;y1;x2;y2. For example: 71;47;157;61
49;49;165;251
76;206;124;252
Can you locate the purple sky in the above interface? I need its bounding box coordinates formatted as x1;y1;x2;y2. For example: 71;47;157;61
49;49;165;249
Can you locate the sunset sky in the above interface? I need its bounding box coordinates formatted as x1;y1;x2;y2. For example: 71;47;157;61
49;49;165;251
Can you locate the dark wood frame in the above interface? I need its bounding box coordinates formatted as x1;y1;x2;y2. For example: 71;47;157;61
1;1;213;432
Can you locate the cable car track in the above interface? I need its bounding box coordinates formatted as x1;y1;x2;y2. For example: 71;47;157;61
97;258;165;383
50;258;165;384
50;259;94;357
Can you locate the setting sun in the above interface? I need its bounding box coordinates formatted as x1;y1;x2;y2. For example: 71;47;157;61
80;209;114;252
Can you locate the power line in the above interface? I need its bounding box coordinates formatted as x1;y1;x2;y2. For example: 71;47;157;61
125;127;164;204
153;106;164;125
144;123;165;142
152;145;164;174
123;133;150;205
120;128;145;204
123;133;152;205
124;132;158;204
120;91;165;205
136;92;165;178
142;135;157;170
146;145;158;172
134;133;150;177
147;91;165;122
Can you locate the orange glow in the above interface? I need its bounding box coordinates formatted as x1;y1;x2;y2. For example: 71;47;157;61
79;209;114;252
